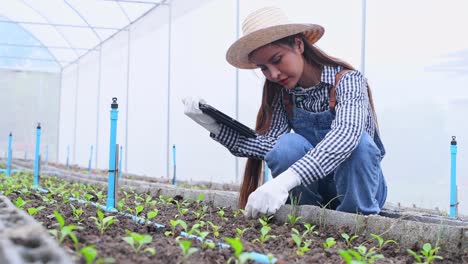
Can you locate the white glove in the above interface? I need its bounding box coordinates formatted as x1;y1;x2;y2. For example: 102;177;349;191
245;168;301;218
182;97;221;135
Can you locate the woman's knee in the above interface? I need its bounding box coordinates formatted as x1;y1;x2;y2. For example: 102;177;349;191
265;133;312;176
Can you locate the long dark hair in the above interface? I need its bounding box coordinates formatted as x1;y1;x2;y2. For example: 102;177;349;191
238;33;380;209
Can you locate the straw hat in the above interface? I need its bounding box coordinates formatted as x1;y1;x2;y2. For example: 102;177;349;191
226;6;324;69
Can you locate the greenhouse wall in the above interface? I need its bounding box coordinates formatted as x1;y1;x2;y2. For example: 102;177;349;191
55;0;468;214
0;69;60;162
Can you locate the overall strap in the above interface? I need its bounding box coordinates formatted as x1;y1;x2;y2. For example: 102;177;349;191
329;69;352;111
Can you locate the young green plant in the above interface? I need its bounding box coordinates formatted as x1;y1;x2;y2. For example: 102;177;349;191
225;237;251;264
339;245;384;264
407;243;443;264
89;210;118;236
122;230;156;255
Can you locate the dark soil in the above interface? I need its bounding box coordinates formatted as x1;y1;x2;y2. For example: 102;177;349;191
1;173;466;264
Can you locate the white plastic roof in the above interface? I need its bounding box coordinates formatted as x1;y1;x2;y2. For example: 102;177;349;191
0;0;166;72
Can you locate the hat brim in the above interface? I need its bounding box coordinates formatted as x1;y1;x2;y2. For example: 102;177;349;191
226;23;324;69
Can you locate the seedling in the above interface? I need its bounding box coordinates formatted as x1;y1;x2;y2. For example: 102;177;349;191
89;210;118;236
339;245;384;264
291;228;312;256
407;243;443;264
93;190;105;201
252;226;276;244
27;205;45;216
13;197;30;209
144;194;156;207
84;193;95;201
341;233;359;247
166;219;188;237
217;207;228;221
235;227;249;239
79;245;98;264
303;223;319;237
70;204;84;222
122;229;156;255
116;198;125;211
286;192;302;226
175;200;189;218
322;237;336;249
79;245;115;264
195;193;204;207
193;205;208;220
146;209;159;224
233;208;245;218
259;215;274;226
177;239;198;263
225;237;252;264
190;224;214;249
287;214;302;226
50;211;81;250
207;221;220;238
370;233;397;251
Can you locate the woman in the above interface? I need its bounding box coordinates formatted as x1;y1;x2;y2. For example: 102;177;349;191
183;6;387;218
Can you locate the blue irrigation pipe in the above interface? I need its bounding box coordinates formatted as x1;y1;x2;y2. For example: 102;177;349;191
0;132;19;175
67;197;277;264
66;145;70;170
88;145;94;174
450;136;458;218
33;123;41;188
264;161;269;182
31;176;277;264
119;145;123;179
106;97;119;211
172;144;176;186
6;132;12;177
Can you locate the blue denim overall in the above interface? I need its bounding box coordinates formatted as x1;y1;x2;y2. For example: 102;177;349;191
264;93;388;215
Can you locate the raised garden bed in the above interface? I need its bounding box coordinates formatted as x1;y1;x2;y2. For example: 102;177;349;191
0;171;465;263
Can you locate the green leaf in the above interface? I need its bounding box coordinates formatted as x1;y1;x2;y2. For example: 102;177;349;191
187;248;198;257
53;211;65;228
291;234;302;247
122;237;135;249
140;235;152;245
422;243;432;253
143;247;156;256
147;210;158;219
79;246;97;264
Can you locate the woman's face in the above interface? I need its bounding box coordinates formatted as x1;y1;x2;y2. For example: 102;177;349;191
249;39;305;89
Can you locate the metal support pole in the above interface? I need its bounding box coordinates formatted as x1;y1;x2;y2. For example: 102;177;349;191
88;145;94;174
172;144;176;186
6;132;12;177
360;0;367;75
166;2;172;179
106;98;119;211
95;49;103;168
66;145;70;170
34;123;42;187
450;136;458;218
73;63;80;163
119;145;123;179
124;28;131;174
234;0;241;183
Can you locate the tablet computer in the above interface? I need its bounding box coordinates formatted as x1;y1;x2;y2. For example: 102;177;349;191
199;103;257;138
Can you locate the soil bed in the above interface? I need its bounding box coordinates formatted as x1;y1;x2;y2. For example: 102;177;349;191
0;172;465;263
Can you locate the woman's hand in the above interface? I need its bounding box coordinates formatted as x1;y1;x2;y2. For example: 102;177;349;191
182;97;221;135
245;168;301;218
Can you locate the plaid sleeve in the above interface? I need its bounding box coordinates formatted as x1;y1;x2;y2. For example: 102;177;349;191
290;71;367;185
210;94;290;159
